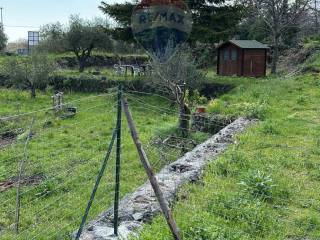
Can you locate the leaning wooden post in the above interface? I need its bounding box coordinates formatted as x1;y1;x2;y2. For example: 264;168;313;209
122;98;182;240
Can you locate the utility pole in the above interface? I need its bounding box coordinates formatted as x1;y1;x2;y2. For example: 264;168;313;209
0;7;3;30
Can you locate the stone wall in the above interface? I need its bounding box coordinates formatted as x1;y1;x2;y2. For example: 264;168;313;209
75;118;256;240
191;113;235;134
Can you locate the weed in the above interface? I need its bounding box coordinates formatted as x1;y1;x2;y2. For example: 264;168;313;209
239;170;276;201
244;103;268;120
260;121;280;135
207;99;227;114
295;215;320;232
297;95;307;104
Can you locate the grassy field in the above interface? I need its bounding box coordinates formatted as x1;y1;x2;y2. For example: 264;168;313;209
1;49;320;240
0;88;208;239
137;72;320;239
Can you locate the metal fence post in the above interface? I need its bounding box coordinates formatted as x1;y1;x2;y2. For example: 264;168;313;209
75;129;117;240
114;83;122;236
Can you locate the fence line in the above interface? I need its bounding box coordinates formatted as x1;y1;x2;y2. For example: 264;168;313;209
1;89;184;239
1;88;316;240
0;91;117;121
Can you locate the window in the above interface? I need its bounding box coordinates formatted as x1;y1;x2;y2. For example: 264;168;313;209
231;49;237;61
223;49;229;61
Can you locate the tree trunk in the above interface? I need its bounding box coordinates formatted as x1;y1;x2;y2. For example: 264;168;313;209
30;86;36;99
178;101;190;138
79;59;86;73
271;35;279;74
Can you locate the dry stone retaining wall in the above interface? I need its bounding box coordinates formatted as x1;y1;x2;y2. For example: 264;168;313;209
76;117;256;240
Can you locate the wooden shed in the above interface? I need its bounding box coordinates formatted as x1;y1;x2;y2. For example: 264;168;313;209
217;40;269;77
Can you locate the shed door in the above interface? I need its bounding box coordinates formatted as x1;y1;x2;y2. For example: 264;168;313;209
243;50;266;77
219;46;239;76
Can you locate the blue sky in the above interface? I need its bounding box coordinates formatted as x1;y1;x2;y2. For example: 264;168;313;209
0;0;124;41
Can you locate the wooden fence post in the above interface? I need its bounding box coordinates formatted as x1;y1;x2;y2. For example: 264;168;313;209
122;98;182;240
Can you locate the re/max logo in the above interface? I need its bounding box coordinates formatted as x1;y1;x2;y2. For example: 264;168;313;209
139;11;185;25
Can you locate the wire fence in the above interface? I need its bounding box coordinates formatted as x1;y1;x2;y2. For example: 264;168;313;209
0;91;123;239
1;85;316;240
1;87;217;239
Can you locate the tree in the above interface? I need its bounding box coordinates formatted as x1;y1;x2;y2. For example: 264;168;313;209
65;15;112;72
3;53;56;98
150;46;205;137
38;22;66;53
309;0;320;31
99;2;135;42
188;0;244;44
251;0;310;73
0;27;8;52
99;0;244;45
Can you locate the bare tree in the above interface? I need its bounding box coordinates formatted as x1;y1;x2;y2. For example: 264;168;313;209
150;46;205;138
252;0;310;73
309;0;320;30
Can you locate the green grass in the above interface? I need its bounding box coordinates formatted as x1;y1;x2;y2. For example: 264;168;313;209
0;88;209;239
2;57;320;239
137;73;320;239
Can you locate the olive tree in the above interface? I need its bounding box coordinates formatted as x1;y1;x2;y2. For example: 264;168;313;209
39;22;66;53
150;46;205;137
3;53;56;98
65;16;112;72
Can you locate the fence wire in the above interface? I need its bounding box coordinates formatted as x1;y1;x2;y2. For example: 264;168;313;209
1;89;205;239
1;88;318;240
0;92;120;239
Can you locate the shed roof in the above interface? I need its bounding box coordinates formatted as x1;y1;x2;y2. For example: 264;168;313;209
218;40;269;49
